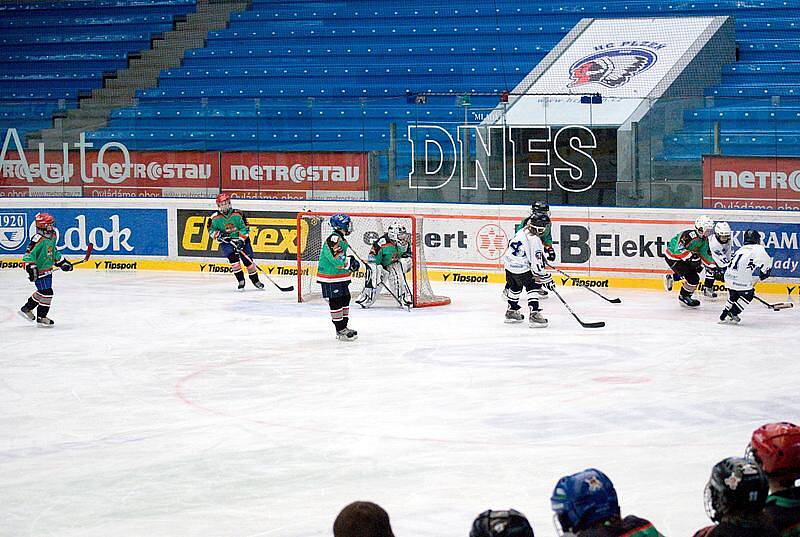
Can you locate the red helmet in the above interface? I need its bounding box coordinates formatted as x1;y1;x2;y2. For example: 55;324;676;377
216;192;232;205
35;212;55;229
749;422;800;478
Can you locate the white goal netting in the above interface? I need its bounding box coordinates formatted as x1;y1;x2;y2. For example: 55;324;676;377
296;212;450;308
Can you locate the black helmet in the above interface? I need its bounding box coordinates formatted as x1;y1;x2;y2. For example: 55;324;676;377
470;509;534;537
526;212;550;236
531;201;550;216
743;229;761;245
704;457;769;522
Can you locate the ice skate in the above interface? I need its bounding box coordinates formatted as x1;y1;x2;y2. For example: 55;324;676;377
19;307;35;322
718;310;741;324
237;280;246;291
504;308;524;323
679;293;700;308
252;280;265;289
529;310;548;327
336;328;358;341
36;316;54;328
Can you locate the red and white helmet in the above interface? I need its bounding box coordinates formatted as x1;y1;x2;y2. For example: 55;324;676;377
216;192;232;211
748;422;800;479
34;212;56;237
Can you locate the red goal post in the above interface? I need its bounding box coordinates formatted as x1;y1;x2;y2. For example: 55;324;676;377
295;211;451;308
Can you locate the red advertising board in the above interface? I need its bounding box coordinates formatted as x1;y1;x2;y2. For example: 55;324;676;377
703;155;800;210
0;149;219;197
220;152;368;197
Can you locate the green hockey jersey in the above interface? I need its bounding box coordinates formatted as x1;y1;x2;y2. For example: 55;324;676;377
22;233;62;274
207;209;249;240
516;216;553;249
368;234;409;268
666;229;714;267
316;231;352;284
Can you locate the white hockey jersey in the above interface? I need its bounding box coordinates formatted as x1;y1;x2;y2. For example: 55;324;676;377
708;234;733;268
724;243;772;291
502;227;546;276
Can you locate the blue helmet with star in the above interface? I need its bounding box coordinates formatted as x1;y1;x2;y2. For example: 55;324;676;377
329;213;353;235
551;468;619;533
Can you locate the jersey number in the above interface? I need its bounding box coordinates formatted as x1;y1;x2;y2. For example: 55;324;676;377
731;253;743;271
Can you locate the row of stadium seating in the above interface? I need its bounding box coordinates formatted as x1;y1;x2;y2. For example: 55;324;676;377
0;0;196;140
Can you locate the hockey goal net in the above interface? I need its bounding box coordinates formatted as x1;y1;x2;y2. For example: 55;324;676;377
296;212;451;308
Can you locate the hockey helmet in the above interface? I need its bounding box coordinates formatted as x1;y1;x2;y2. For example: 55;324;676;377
531;201;550;216
330;213;353;235
743;229;762;245
748;422;800;479
713;222;732;244
470;509;534;537
695;215;714;237
34;212;56;237
704;457;769;522
387;221;408;243
527;213;550;236
551;468;620;533
216;192;232;212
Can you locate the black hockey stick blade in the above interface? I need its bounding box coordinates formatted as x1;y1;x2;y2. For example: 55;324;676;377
551;288;606;329
580;320;607;328
237;249;294;292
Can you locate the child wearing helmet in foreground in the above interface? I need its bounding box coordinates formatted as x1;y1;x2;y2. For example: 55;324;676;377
551;468;663;536
693;457;779;537
748;422;800;536
664;215;716;307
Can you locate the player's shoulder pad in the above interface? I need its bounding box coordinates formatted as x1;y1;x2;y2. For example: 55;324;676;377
376;236;390;247
328;233;341;243
210;211;223;219
30;234;43;243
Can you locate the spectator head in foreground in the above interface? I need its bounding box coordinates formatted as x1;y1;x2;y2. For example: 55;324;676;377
333;501;395;537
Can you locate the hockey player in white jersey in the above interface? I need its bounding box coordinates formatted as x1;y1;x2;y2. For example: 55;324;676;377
719;229;772;324
703;221;733;299
501;212;553;327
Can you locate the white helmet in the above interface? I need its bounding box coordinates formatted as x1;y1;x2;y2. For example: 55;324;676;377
695;215;714;237
713;221;731;243
387;222;408;242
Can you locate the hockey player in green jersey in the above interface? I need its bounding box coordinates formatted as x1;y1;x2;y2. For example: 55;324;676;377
663;215;716;307
504;201;554;300
318;213;360;341
19;213;73;327
356;222;413;309
207;192;263;290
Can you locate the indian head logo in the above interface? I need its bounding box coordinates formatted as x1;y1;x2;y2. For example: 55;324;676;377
569;48;657;88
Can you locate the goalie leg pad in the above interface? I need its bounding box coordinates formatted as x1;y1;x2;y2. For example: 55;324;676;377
389;263;413;307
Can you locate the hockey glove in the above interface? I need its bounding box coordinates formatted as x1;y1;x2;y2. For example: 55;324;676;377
348;256;361;273
546;248;556;262
538;273;555;291
230;236;245;249
758;267;771;281
216;233;232;244
25;263;38;282
57;259;73;272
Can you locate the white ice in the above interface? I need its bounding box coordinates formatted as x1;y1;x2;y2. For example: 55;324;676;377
1;270;798;537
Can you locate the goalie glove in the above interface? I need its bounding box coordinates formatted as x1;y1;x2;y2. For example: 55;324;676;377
25;263;38;282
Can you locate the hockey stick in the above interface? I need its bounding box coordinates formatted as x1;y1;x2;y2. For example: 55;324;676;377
65;242;94;266
546;263;621;304
237;248;295;292
753;294;794;311
550;287;605;328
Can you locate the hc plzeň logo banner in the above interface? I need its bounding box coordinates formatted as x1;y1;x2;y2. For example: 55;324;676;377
569;48;657;88
177;209;309;260
0;212;27;251
0;208;167;256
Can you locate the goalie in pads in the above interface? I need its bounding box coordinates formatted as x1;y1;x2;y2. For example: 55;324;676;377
356;222;413;309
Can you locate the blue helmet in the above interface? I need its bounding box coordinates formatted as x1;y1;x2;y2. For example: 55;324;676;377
551;468;619;533
329;213;353;235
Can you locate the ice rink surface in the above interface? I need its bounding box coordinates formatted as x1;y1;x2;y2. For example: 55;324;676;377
1;270;798;537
